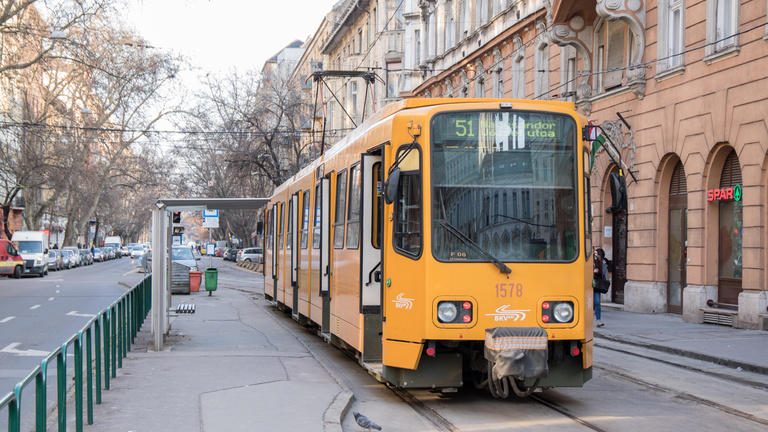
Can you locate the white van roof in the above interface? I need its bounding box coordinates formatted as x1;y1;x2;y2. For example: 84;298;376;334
11;231;46;241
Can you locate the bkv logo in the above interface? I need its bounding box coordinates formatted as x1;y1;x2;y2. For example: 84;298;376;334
485;305;529;322
393;293;414;310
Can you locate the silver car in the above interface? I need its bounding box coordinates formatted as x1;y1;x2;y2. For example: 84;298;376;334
63;246;81;267
60;249;75;269
47;250;63;271
237;247;263;264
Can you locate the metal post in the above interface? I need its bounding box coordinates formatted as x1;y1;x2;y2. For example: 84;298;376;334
103;313;110;389
151;208;167;351
75;335;83;432
57;347;66;431
95;318;102;403
110;307;117;378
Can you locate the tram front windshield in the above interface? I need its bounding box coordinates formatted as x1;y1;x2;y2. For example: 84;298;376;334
431;110;578;262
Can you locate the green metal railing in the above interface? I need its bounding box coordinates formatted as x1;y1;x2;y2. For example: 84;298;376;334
0;275;152;432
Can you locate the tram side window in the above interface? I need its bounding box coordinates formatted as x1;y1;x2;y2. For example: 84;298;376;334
266;209;273;249
346;164;362;249
313;184;321;249
287;198;293;250
334;170;348;249
372;162;382;249
301;190;310;249
394;148;422;257
278;203;284;252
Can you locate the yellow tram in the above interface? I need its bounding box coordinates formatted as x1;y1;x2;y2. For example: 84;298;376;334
263;98;593;397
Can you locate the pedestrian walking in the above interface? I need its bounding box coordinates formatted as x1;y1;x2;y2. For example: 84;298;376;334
593;247;610;327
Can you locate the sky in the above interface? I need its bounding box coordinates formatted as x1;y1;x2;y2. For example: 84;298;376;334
126;0;339;77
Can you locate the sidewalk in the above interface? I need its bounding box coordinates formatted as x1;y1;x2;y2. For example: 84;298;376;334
79;262;350;432
595;308;768;374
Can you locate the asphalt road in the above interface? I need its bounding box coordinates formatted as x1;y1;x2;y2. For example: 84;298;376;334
0;257;145;396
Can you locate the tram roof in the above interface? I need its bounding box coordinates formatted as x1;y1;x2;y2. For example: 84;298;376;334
271;98;577;197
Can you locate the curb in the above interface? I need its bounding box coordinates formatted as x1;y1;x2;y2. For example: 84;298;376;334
594;331;768;375
323;390;354;432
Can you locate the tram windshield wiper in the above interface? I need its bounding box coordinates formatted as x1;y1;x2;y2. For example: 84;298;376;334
437;220;512;275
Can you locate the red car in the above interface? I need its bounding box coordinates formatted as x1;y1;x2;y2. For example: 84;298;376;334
214;247;224;257
0;239;25;278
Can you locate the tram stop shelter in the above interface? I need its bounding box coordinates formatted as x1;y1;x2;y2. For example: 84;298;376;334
151;198;268;350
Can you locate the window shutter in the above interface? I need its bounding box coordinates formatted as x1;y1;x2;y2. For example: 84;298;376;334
670;162;687;196
719;151;742;188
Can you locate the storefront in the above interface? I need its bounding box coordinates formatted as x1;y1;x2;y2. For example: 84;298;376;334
712;151;743;307
667;162;687;314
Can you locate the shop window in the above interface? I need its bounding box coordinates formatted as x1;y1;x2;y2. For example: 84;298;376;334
717;151;743;304
394;147;422;258
334;170;348;249
346;164;362;249
300;190;310;249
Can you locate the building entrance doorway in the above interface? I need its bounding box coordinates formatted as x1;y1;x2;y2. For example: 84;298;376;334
667;162;687;314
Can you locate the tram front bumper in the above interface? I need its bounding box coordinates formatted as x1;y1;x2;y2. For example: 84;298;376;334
484;327;549;381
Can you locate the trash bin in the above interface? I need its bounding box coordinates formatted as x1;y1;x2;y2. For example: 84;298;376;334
204;267;218;296
189;270;202;293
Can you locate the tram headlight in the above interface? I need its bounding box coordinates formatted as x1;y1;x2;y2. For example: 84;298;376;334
552;302;574;323
437;302;458;323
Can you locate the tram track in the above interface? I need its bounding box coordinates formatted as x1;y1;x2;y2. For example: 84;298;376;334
530;394;609;432
390;387;462;432
595;365;768;428
595;341;768;392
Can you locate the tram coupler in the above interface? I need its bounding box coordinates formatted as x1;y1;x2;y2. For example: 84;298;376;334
484;327;549;381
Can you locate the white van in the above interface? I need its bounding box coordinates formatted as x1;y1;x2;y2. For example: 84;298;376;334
11;231;49;277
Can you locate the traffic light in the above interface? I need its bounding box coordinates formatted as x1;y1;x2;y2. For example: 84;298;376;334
173;226;184;235
172;211;181;224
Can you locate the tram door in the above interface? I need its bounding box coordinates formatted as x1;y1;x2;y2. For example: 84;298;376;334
360;153;383;363
290;193;299;318
319;177;331;334
271;203;279;301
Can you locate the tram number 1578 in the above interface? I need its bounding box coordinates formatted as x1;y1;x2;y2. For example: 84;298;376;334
495;283;523;298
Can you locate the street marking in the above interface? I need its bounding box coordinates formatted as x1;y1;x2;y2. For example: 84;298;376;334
48;297;54;301
67;311;95;318
29;305;40;310
55;290;61;293
0;317;15;323
0;343;49;357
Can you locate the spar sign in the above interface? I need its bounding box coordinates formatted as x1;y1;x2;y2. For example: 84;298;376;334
707;184;742;202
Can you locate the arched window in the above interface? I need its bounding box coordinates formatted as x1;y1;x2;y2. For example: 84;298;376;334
475;61;486;97
535;42;549;98
492;48;503;97
512;38;525;98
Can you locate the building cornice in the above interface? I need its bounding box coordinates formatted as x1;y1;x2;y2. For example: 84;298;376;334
408;9;547;96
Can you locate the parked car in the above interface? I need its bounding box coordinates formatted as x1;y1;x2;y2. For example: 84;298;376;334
129;245;145;258
103;247;115;260
237;247;263;264
119;245;129;257
60;249;75;269
93;248;105;262
79;249;93;265
47;250;63;271
223;248;239;261
214;247;224;257
62;246;81;267
0;239;25;278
